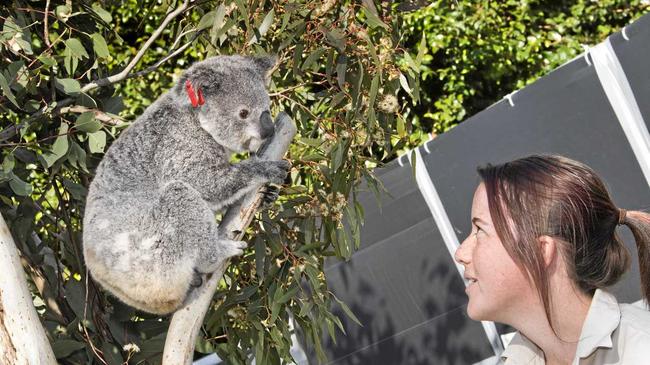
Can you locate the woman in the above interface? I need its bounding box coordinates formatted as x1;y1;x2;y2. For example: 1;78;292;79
454;155;650;365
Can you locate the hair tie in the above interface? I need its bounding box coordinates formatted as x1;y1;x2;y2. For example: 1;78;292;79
618;208;627;225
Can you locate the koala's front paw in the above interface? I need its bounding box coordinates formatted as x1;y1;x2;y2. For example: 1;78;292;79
264;160;291;185
221;239;248;259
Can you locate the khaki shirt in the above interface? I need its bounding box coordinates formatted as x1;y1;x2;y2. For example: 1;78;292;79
500;289;650;364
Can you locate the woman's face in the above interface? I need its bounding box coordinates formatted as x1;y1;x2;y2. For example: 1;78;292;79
454;183;532;323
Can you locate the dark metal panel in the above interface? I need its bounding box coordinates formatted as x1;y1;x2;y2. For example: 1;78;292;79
310;165;494;364
609;12;650;129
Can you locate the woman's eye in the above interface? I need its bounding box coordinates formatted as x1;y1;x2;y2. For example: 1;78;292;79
239;109;249;119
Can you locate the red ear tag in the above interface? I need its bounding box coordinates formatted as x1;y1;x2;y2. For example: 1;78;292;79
185;80;199;108
197;88;205;106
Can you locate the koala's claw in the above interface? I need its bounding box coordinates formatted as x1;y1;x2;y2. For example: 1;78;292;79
191;270;203;287
260;184;280;208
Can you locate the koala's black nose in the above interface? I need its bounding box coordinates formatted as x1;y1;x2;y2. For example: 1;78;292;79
260;111;274;139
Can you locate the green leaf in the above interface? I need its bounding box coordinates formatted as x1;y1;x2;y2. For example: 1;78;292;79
75;111;102;133
198;10;216;31
336;55;347;89
2;154;15;173
325;29;346;52
2;17;32;55
331;140;346;171
255;331;265;364
63;38;89;75
0;73;18;108
55;5;72;22
334;295;362;327
399;72;411;95
301;48;327;71
65;38;89;58
255;236;265;281
363;8;389;30
276;285;298;304
90;33;110;58
403;52;418;73
38;54;57;67
258;9;275;37
41;124;69;168
88;130;106;154
62;178;87;200
91;3;112;23
397;115;406;137
9;176;32;196
55;78;81;95
52;339;86;359
416;33;427;66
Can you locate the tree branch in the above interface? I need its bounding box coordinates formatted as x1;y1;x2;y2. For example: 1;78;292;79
0;215;57;364
162;112;297;365
58;105;124;126
80;0;190;93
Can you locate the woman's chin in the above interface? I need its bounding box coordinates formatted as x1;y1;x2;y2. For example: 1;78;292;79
466;302;488;321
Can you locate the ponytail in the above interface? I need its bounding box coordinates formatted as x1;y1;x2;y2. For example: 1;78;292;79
622;210;650;305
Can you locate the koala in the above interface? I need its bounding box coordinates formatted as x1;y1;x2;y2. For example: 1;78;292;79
82;55;290;315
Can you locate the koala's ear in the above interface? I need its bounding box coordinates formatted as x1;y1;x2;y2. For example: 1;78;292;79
176;65;222;106
250;55;277;84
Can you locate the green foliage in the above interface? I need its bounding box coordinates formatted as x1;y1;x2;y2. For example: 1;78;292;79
400;0;650;133
0;1;416;364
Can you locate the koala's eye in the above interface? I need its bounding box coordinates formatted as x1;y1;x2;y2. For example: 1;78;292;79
239;109;250;119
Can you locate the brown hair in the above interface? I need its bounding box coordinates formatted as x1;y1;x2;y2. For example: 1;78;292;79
477;154;650;330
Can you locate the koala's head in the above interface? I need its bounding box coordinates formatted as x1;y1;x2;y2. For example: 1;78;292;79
175;55;277;153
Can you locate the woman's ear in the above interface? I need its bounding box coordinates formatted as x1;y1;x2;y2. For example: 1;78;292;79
538;235;558;268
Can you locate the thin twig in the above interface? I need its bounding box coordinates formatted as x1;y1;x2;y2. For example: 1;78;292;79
129;31;201;79
169;24;197;50
83;269;109;365
44;0;52;47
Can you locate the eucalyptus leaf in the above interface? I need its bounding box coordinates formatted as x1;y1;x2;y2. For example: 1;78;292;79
0;73;18;108
55;5;72;22
41;124;69;168
55;78;81;95
65;38;89;59
363;8;389;30
90;33;110;58
198;10;216;31
52;339;86;359
75;111;102;133
91;3;112;23
88;130;106;153
9;176;32;196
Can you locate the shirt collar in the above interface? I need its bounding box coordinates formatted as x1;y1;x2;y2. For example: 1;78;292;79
501;332;545;364
500;289;621;363
575;289;621;358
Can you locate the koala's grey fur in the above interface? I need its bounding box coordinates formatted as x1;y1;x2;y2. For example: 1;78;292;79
83;56;289;315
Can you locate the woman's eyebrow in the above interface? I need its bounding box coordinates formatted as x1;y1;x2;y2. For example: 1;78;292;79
471;217;489;226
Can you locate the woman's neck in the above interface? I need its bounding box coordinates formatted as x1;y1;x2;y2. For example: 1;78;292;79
509;285;593;365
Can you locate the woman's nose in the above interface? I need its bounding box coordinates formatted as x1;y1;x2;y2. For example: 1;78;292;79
454;236;472;265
